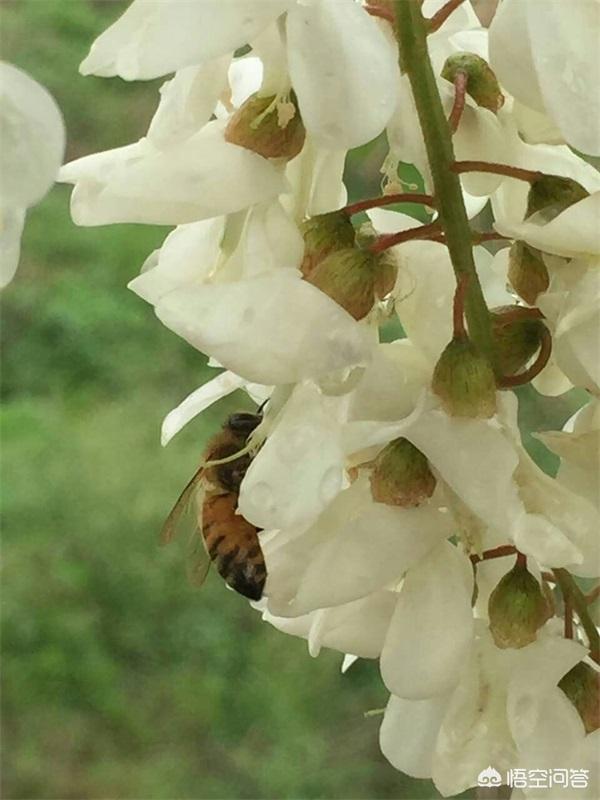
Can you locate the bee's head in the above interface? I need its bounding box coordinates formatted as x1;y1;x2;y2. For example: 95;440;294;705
225;412;262;439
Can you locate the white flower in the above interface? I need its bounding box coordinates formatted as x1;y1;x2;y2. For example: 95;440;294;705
58;120;287;226
489;0;600;156
0;62;65;287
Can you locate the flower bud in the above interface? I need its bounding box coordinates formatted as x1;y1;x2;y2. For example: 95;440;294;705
508;241;549;305
441;52;504;112
300;211;356;279
370;437;436;507
559;661;600;734
306;247;394;320
488;559;552;649
225;92;305;160
526;175;589;222
431;336;496;418
490;306;547;377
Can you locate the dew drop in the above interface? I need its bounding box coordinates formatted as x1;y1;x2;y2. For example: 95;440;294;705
319;465;342;504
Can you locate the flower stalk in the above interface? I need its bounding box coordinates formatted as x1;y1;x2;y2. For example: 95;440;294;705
427;0;466;34
448;71;467;134
553;568;600;664
343;193;435;217
392;1;497;372
452;161;543;183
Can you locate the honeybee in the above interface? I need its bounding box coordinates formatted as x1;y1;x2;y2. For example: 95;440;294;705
161;412;267;601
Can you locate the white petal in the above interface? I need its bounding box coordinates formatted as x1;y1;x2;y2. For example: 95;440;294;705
0;205;25;289
506;635;588;746
80;0;292;80
155;271;373;385
238;200;304;277
263;591;397;659
406;406;522;536
161;371;247;447
380;692;451;779
381;542;474;699
128;218;225;304
147;57;230;148
527;0;600;156
0;62;65;209
282;137;347;221
290;490;455;614
286;0;398;149
488;0;545;114
239;382;344;530
495;193;600;260
59;121;287;226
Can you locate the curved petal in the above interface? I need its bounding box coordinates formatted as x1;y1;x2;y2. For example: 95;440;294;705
380;692;451;779
380;542;474;699
0;206;25;289
79;0;292;80
155;271;374;385
128;218;225;304
147;57;231;148
59;121;287;226
161;370;247;447
239;382;345;530
286;0;399;149
527;0;600;156
0;62;65;209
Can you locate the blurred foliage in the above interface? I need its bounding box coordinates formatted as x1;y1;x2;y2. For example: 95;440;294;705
0;2;587;799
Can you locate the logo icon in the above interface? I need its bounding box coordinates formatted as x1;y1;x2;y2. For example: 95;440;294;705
478;766;503;787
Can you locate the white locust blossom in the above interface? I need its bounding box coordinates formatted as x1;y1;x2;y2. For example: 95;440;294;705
0;62;65;287
63;0;600;795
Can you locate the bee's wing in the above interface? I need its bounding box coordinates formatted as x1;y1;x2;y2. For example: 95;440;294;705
160;466;204;546
186;525;211;589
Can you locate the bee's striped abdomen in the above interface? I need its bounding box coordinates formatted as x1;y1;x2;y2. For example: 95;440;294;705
202;492;266;601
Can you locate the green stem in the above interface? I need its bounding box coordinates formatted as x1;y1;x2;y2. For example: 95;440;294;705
392;1;497;373
553;568;600;664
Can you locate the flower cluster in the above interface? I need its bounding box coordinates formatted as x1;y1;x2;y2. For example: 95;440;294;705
61;1;599;796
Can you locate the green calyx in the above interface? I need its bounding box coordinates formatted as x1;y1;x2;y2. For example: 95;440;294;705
306;247;397;320
432;336;497;418
508;241;550;305
300;211;356;279
224;92;305;160
370;437;436;507
441;52;504;113
559;661;600;734
490;306;547;377
526;175;589;222
488;559;552;649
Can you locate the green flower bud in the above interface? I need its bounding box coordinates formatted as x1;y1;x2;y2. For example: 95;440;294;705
431;336;497;418
559;661;600;734
526;175;589;222
488;559;552;649
300;211;356;279
306;247;396;320
490;306;547;377
370;437;436;507
441;52;504;112
225;92;305;160
508;241;549;305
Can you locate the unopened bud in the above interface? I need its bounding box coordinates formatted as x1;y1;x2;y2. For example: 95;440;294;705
307;247;394;320
491;306;547;377
526;175;589;222
432;336;496;418
488;559;552;648
508;241;549;305
300;211;356;279
370;437;436;507
225;92;305;160
441;52;504;113
559;662;600;734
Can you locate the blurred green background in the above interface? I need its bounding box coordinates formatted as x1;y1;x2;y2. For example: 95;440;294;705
0;2;586;799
